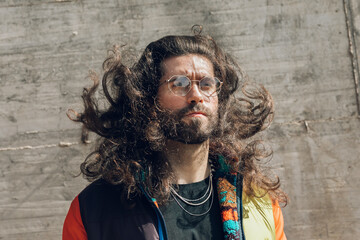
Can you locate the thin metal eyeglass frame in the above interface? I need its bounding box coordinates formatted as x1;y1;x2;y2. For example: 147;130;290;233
161;75;223;97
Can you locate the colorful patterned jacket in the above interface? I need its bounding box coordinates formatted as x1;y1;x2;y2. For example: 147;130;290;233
63;157;286;240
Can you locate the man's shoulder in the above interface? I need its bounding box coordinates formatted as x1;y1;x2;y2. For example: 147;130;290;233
242;189;273;208
75;179;158;238
77;179;138;220
78;178;124;202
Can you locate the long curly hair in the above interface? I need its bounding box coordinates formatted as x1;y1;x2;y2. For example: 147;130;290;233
70;33;288;205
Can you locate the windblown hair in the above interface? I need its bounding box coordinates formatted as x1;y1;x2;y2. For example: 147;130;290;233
70;32;287;205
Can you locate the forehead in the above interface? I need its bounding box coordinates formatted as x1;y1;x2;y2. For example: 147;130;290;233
160;54;214;79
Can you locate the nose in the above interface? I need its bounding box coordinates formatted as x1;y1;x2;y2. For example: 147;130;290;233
186;83;204;104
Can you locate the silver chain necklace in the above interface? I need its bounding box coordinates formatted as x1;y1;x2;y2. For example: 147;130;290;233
170;172;214;216
170;172;213;205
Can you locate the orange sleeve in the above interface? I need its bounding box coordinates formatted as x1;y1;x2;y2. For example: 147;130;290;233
272;200;287;240
63;196;88;240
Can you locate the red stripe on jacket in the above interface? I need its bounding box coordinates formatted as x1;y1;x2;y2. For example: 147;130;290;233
63;196;87;240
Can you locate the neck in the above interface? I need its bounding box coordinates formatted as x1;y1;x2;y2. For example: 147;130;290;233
163;139;211;185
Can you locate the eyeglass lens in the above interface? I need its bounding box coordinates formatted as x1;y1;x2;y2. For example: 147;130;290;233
168;76;221;96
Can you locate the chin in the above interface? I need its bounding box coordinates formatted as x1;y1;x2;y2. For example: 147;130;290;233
183;117;208;127
170;127;213;145
162;113;216;144
170;135;209;145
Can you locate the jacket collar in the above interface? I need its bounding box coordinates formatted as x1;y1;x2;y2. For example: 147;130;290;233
141;155;243;240
215;155;242;240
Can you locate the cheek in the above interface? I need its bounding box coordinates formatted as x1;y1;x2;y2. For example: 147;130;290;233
157;92;187;110
209;97;219;113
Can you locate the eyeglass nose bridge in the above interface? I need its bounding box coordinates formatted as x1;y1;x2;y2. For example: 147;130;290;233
182;79;222;97
166;75;223;97
183;79;203;96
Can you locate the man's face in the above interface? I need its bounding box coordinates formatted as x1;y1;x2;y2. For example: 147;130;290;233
156;54;219;144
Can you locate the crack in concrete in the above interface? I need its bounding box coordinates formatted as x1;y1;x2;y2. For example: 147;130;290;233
0;142;80;151
0;0;73;8
343;0;360;115
272;115;360;126
1;116;359;152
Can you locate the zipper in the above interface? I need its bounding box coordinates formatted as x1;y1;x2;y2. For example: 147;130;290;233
139;186;168;240
237;175;246;240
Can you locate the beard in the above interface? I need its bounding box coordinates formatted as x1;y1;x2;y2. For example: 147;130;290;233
157;104;219;144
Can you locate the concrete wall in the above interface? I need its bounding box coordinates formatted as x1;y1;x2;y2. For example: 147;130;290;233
1;0;359;239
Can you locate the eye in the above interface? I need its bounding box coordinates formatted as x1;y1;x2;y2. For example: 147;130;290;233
200;77;216;90
169;76;190;89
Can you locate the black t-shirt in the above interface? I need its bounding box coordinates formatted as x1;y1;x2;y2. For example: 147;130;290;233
159;177;224;240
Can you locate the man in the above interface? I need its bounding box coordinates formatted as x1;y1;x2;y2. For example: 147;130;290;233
63;31;287;240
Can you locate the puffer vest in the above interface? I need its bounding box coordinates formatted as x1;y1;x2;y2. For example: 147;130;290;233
78;156;276;240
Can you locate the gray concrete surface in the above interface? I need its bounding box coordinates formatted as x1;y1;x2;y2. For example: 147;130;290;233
0;0;359;239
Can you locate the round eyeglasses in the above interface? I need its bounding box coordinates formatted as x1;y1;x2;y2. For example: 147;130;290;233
162;75;223;97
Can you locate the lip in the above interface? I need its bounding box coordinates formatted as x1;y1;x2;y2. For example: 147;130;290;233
185;111;207;117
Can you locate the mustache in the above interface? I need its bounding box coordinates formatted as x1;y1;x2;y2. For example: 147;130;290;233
175;104;212;119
